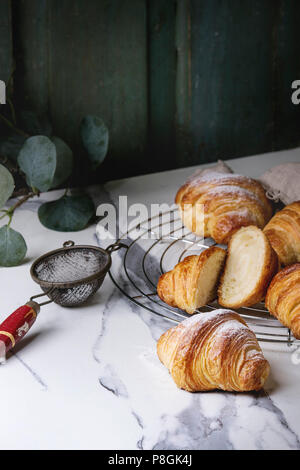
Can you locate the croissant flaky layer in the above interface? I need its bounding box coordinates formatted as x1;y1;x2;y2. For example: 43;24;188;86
157;309;270;392
218;226;278;308
266;263;300;339
157;247;226;314
263;201;300;266
175;171;273;244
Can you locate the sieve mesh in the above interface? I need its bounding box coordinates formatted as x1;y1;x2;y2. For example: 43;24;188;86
34;249;108;283
31;246;110;307
41;280;103;307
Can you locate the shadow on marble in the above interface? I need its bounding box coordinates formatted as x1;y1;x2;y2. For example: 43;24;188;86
8;327;59;356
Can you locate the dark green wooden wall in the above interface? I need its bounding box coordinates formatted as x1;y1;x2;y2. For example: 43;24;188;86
0;0;300;184
0;1;12;84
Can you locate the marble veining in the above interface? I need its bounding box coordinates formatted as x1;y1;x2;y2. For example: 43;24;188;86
92;281;300;450
1;148;300;449
10;351;48;391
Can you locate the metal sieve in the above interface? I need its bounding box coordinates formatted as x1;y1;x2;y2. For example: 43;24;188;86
0;240;126;361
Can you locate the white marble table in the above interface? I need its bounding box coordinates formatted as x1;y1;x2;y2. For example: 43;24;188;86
1;147;300;450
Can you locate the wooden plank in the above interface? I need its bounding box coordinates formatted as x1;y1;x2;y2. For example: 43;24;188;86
175;0;193;166
0;0;12;137
13;0;49;114
0;0;12;84
13;0;300;181
47;0;148;183
148;0;176;170
272;0;300;150
176;0;276;167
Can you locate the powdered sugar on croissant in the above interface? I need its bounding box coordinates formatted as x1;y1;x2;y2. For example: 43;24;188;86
175;171;273;244
157;309;270;392
266;263;300;339
263;201;300;266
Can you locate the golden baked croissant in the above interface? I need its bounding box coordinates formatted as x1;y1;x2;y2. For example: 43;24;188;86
218;226;278;308
175;171;273;244
265;263;300;339
157;309;270;392
263;201;300;266
157;246;226;314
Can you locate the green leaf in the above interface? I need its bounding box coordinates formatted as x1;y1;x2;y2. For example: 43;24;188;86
80;115;109;166
0;164;14;208
18;136;56;192
38;194;95;232
51;137;73;188
0;225;27;267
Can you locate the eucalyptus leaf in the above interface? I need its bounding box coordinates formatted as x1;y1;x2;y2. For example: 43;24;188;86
51;137;73;188
38;194;95;232
80;115;109;166
18;136;56;192
0;164;14;209
0;225;27;267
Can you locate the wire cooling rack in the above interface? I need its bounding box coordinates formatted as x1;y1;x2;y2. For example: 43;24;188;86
108;209;299;347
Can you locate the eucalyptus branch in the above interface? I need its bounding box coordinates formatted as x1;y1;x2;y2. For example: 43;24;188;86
12;187;33;198
7;61;16;90
5;64;18;126
0;112;105;267
0;154;20;174
0;113;29;138
7;191;38;215
7;97;16;125
0;191;39;226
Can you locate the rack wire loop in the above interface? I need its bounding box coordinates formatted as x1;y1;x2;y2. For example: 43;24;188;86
109;209;299;347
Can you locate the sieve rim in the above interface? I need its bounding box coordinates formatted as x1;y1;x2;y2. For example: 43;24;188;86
30;244;112;289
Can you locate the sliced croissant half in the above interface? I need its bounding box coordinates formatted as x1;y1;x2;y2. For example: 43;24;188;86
157;246;226;314
218;225;278;309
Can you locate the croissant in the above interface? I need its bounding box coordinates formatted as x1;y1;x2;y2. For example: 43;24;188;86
218;226;278;308
265;263;300;339
175;171;273;244
263;201;300;266
157;246;226;314
157;309;270;392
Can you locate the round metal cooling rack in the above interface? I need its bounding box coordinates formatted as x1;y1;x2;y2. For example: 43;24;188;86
108;209;299;347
